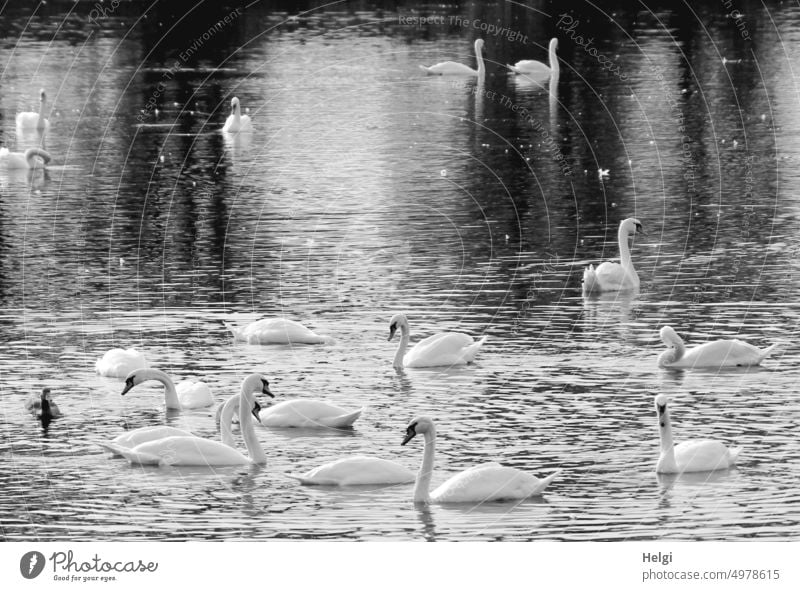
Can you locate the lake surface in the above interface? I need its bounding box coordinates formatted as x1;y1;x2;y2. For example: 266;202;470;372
1;0;799;541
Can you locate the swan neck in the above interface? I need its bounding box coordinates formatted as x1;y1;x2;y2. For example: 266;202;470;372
219;394;238;447
140;369;181;409
658;406;677;471
662;333;685;363
240;389;267;464
37;96;46;130
618;225;633;268
549;44;559;74
393;323;410;369
475;42;485;76
414;430;436;504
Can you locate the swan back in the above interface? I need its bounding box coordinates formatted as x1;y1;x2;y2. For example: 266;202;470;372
431;464;556;503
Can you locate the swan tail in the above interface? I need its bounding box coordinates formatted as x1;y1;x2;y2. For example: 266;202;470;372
532;469;562;495
463;335;488;363
98;442;162;465
758;343;781;362
418;65;434;75
728;447;743;465
325;408;363;428
223;321;243;341
582;265;598;293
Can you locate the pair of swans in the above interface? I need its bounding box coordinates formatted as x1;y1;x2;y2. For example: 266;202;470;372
388;313;487;369
658;326;778;369
291;416;560;502
102;374;270;466
582;217;644;293
654;395;740;473
507;38;559;83
16;89;50;132
0;147;51;170
224;317;332;345
25;388;62;430
222;97;252;133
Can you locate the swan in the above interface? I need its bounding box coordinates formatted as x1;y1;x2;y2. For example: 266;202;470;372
222;97;252;133
218;385;274;446
100;374;269;466
25;388;62;429
401;416;560;503
419;38;485;78
507;38;559;80
121;368;214;410
654;395;741;473
288;455;415;486
582;217;644;293
95;348;148;378
388;313;487;369
0;147;51;170
224;317;332;345
16;89;50;132
658;326;778;369
259;398;362;429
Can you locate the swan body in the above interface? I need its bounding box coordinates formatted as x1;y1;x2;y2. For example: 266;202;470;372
582;218;644;293
288;455;415;486
96;348;148;378
658;326;778;369
419;39;485;78
121;368;214;410
110;426;197;451
222;97;252;133
25;388;62;429
654;395;741;473
224;317;331;345
388;313;487;369
401;416;560;504
0;147;51;170
507;38;559;80
101;374;270;466
16;89;50;132
259;399;362;429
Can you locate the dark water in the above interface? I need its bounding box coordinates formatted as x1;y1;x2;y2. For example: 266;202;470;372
1;0;798;541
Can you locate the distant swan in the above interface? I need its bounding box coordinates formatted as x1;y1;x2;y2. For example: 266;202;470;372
101;374;270;466
0;147;51;170
96;348;148;378
224;317;332;345
121;368;214;410
222;97;252;133
401;416;560;503
288;456;415;486
658;326;778;369
654;395;741;473
16;89;50;132
582;217;644;293
419;38;485;78
25;388;62;429
388;313;487;369
259;398;362;429
507;38;559;80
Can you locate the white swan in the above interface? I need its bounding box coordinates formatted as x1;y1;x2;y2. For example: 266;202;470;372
654;395;741;473
582;217;644;293
401;417;560;503
95;348;148;378
224;317;331;345
121;368;214;410
658;326;778;369
388;313;487;369
419;38;485;78
507;38;559;80
0;147;51;170
100;374;269;466
222;97;252;133
218;384;275;446
259;398;362;429
16;89;50;132
288;456;415;486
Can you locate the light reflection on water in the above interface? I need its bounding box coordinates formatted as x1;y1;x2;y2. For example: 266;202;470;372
1;2;799;541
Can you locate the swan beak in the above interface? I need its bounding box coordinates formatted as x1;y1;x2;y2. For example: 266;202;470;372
252;401;262;422
261;380;274;398
388;324;397;341
120;378;135;396
635;223;646;236
401;424;417;446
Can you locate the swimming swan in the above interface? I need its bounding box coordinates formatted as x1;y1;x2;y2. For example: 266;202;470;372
25;388;62;429
16;89;50;132
258;398;362;429
222;97;252;133
401;416;560;503
419;38;485;78
218;384;275;446
654;395;741;473
657;326;778;369
100;374;270;466
507;38;559;80
95;348;148;378
288;455;415;486
121;368;214;410
582;218;644;293
224;317;332;345
388;313;487;369
0;147;51;170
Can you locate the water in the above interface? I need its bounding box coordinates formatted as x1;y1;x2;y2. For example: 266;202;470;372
1;0;799;541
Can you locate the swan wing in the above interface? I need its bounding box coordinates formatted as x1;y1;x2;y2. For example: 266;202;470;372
175;381;214;409
125;436;250;466
259;399;362;428
673;440;737;472
508;60;550;78
95;348;148;377
422;61;478;76
227;318;329;344
431;464;548;503
678;340;774;368
111;426;196;450
290;456;415;486
405;332;484;367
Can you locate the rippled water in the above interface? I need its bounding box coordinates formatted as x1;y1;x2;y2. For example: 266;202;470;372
1;1;799;541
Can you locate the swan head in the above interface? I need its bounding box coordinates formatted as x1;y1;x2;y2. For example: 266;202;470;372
121;370;146;395
241;373;274;399
39;89;47;103
620;217;644;237
659;325;682;346
549;38;558;53
474;38;485;51
388;313;409;341
230;97;240;114
401;416;435;446
41;387;52;401
654;395;670;424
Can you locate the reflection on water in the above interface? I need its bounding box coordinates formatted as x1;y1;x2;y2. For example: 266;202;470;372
1;1;799;541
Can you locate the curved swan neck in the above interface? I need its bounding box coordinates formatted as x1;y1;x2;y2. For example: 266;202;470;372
618;224;633;268
393;322;410;369
25;148;50;168
138;369;181;409
37;94;47;131
219;394;239;447
240;388;267;465
549;41;559;74
414;429;436;504
662;333;685;364
475;41;485;77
